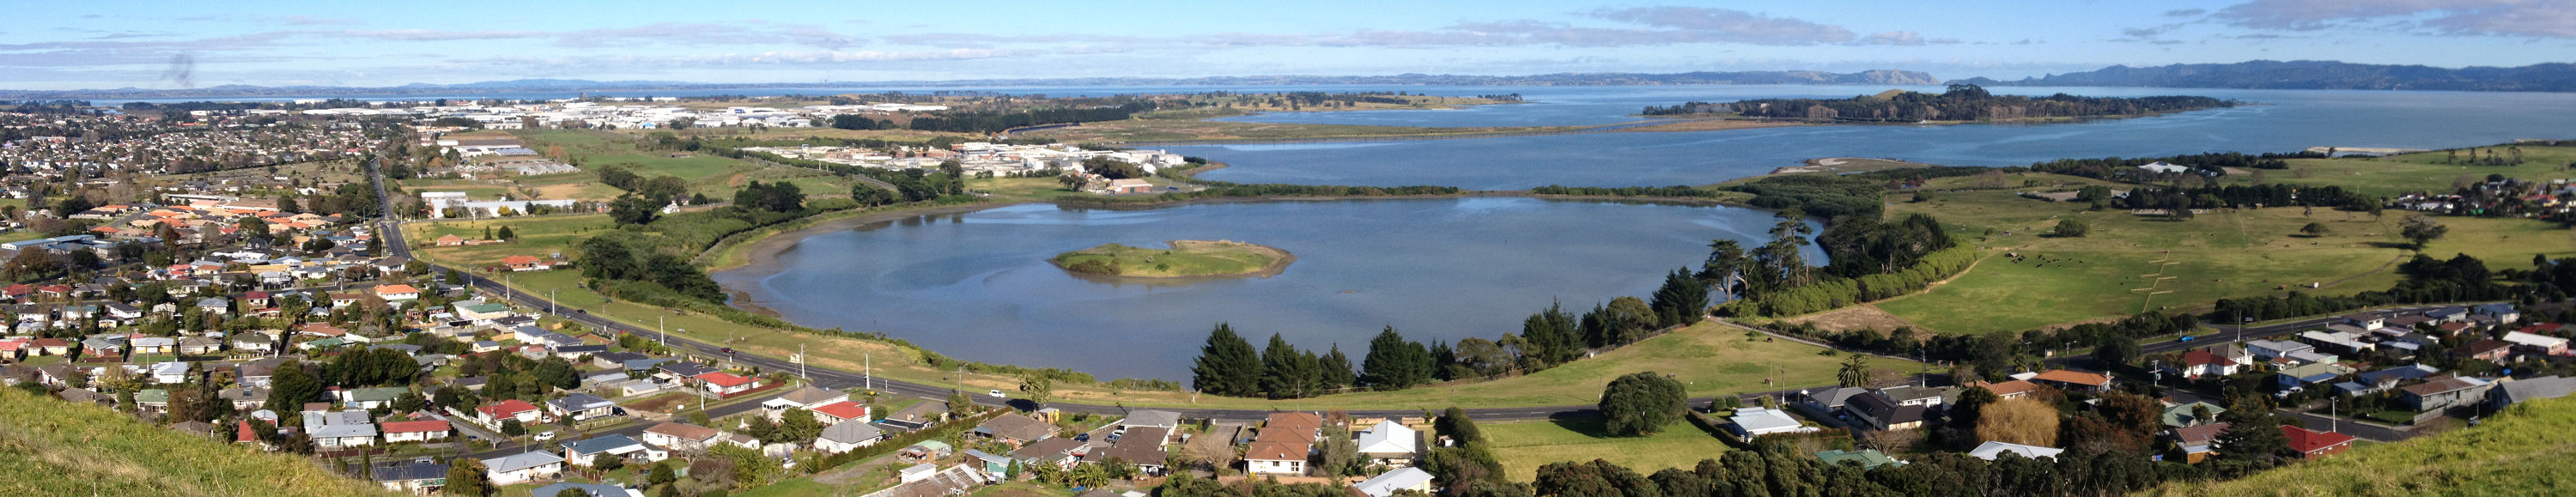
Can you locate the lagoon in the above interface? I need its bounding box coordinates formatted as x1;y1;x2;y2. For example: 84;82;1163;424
715;197;1814;380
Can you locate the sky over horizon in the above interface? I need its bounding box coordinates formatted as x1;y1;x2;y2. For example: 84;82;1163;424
6;0;2573;90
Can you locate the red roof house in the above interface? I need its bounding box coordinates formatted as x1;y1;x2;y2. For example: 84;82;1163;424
2281;425;2356;459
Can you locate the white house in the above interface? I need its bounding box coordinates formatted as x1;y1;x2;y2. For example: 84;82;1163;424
642;422;726;452
1353;420;1419;467
380;420;452;443
1352;467;1437;497
562;433;668;466
482;452;565;486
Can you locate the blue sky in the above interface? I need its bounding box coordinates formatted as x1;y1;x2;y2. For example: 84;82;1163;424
5;0;2572;90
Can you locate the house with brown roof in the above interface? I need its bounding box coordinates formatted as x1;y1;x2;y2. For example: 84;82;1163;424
2455;339;2514;364
1846;391;1929;431
974;415;1057;446
1083;426;1169;476
1972;380;2041;399
2400;375;2494;412
2167;422;2232;464
1248;412;1324;476
2031;370;2114;393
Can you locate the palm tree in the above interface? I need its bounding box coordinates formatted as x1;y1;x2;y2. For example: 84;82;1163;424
1837;355;1872;388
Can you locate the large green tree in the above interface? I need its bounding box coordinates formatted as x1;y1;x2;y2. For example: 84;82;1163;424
1189;324;1261;397
1599;372;1686;437
1361;326;1431;391
1259;333;1319;399
1519;300;1583;370
1649;267;1710;328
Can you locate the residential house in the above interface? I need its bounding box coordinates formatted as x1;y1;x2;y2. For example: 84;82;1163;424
2399;375;2494;412
1008;438;1086;470
816;421;886;454
2501;331;2571;356
219;386;269;409
810;401;871;425
2281;426;2356;459
1728;407;1810;440
974;415;1057;446
1796;386;1871;414
2472;303;2519;324
2031;370;2113;393
1352;467;1437;497
1082;426;1170;476
2340;312;2385;330
149;361;190;384
369;458;449;495
1120;409;1182;431
641;422;726;452
380;420;452;443
2457;339;2516;364
309;420;379;449
1967;441;2064;461
2275;362;2357;391
762;386;850;421
2425;306;2470;323
562;433;668;466
2160;402;2227;427
2168;423;2232;464
2336;364;2442;397
481;452;566;486
132;389;170;412
546;393;618;422
131;336;176;355
373;284;419;301
878;402;949;432
177;336;222;355
1246;413;1319;476
1355;419;1420;467
230;333;275;354
476;399;544;427
1846;391;1929;431
2487;376;2576;411
501;255;553;271
2246;340;2314;361
340;386;407;409
695;372;760;395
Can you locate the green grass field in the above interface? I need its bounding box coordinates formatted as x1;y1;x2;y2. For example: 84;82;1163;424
2165;396;2576;495
1872;187;2576;334
2213;145;2576;197
1051;241;1285;277
0;387;398;496
1486;418;1733;482
406;215;616;268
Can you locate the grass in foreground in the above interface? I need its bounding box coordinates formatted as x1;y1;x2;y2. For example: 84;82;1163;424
0;387;396;496
1873;187;2574;334
1486;418;1734;482
2163;396;2576;495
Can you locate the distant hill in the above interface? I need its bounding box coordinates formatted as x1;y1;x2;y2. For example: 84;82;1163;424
0;70;1939;100
2163;396;2576;494
1948;60;2576;92
0;387;396;496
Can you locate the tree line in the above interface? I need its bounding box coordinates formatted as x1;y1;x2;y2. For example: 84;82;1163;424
2028;150;2326;181
2211;252;2524;322
1188;272;1710;398
1528;185;1722;197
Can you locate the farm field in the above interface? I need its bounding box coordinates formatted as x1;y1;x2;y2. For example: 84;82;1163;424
2211;145;2576;197
1872;187;2576;334
1486;418;1734;482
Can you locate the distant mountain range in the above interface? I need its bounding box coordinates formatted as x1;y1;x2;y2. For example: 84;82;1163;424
0;70;1939;100
1947;60;2576;92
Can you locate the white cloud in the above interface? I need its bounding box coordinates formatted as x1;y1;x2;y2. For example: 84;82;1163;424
2214;0;2576;38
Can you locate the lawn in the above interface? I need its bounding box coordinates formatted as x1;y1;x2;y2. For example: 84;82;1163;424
2211;145;2576;197
0;387;399;496
1485;418;1734;482
1872;187;2576;334
515;130;749;183
405;215;616;268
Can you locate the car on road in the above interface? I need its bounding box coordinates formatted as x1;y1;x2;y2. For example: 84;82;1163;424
720;348;735;355
987;389;1005;398
2177;336;2196;342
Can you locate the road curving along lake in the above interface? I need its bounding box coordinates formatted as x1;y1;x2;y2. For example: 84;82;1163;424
714;197;1820;381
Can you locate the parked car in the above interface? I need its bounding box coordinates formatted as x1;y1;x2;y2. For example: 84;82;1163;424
534;431;556;441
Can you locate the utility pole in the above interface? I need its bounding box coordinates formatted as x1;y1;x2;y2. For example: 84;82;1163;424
798;342;808;382
865;352;872;391
548;289;556;315
658;317;665;349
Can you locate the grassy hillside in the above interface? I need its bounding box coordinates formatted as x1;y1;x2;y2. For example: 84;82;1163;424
2155;397;2576;495
1873;186;2574;334
0;388;394;496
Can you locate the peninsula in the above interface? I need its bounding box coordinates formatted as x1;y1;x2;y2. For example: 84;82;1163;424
1637;84;2235;124
1051;239;1293;278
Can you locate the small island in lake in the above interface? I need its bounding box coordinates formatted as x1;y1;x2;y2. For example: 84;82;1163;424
1638;84;2237;124
1051;240;1293;278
